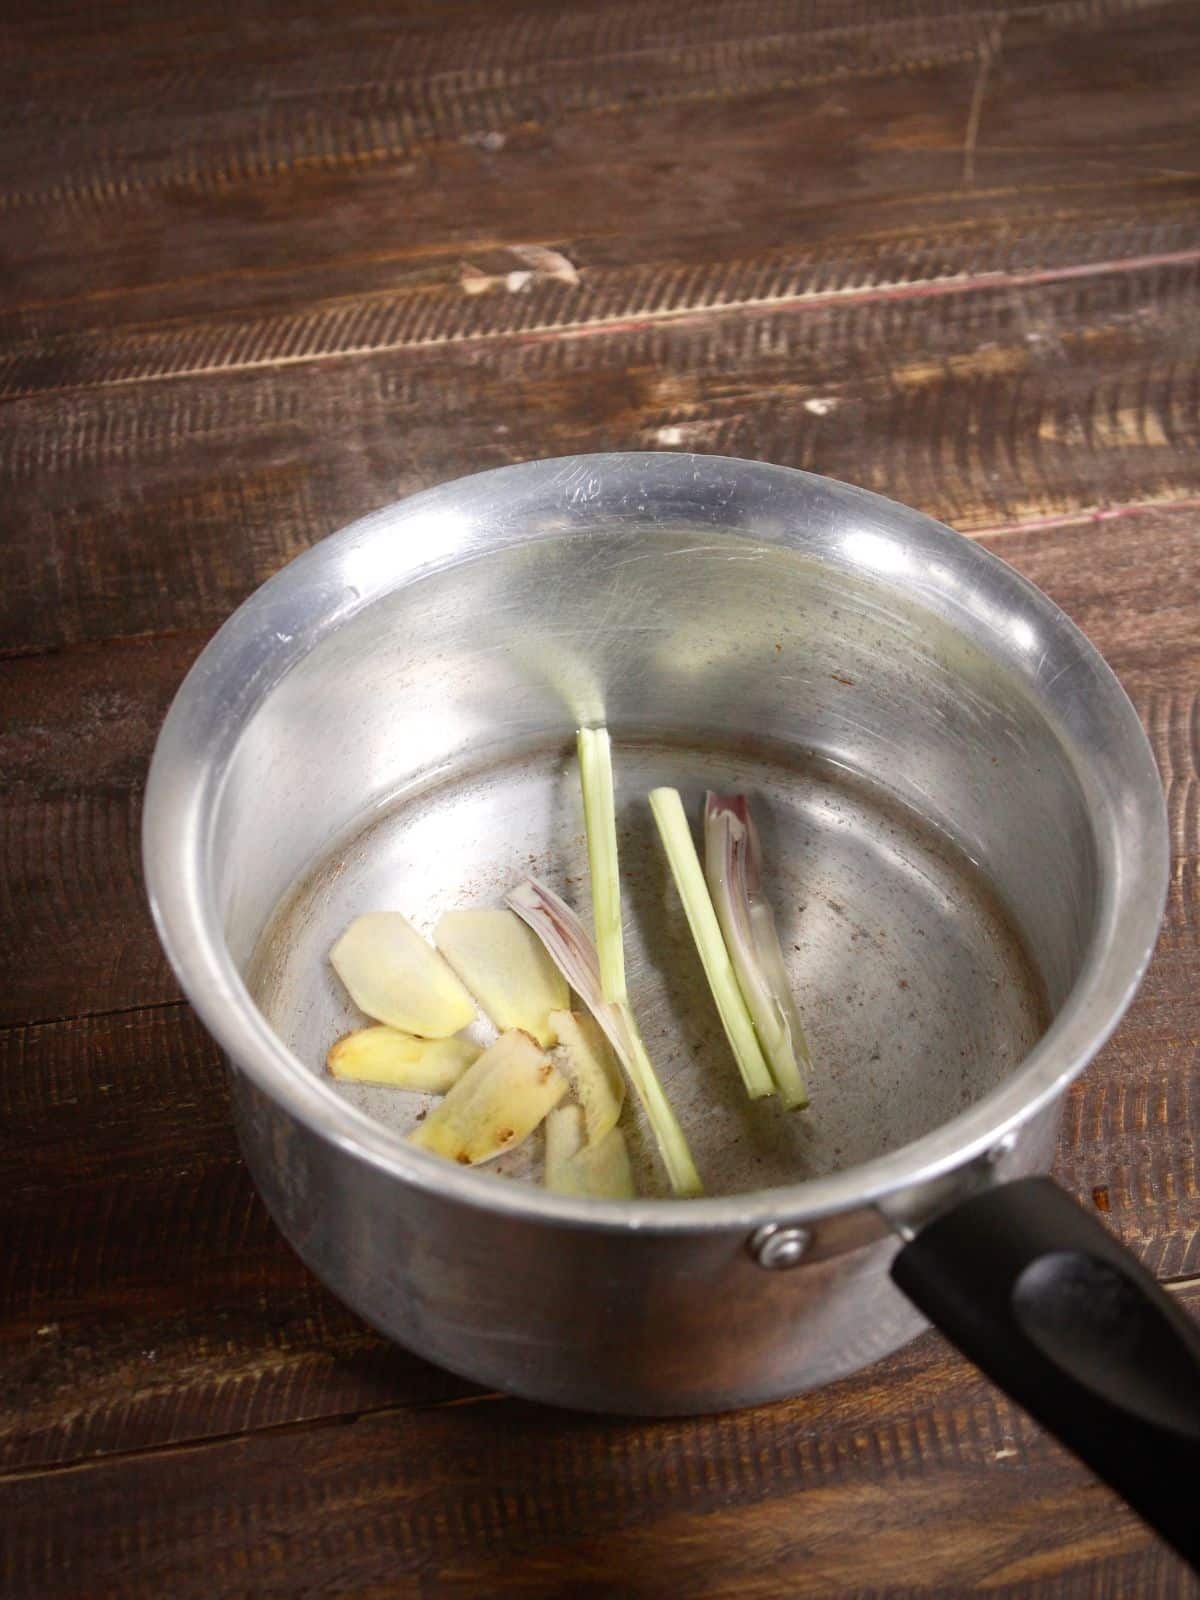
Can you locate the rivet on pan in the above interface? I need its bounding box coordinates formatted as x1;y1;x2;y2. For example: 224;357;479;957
749;1223;811;1269
988;1129;1020;1165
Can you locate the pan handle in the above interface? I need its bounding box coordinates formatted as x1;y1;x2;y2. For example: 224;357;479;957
891;1175;1200;1568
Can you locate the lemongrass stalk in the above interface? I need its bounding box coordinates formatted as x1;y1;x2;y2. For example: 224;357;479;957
704;793;811;1109
616;1001;702;1193
577;727;627;1003
506;878;703;1197
648;788;775;1101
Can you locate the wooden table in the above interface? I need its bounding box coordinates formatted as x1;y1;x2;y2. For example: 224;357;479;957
3;2;1198;1593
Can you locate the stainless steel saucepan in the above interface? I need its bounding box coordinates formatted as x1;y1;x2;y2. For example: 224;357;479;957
144;454;1200;1563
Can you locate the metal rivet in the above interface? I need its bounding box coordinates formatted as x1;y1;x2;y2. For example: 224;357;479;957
988;1129;1020;1165
749;1223;811;1269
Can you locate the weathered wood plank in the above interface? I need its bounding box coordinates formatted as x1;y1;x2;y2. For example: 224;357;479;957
0;1141;468;1476
5;217;1200;402
1;1285;1197;1598
3;0;1198;1592
0;1003;227;1205
0;635;203;1024
1;0;1197;339
5;257;1200;654
978;511;1200;691
1054;938;1200;1280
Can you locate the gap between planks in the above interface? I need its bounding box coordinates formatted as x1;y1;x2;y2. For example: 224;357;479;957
0;1385;508;1491
0;994;187;1037
0;1403;400;1491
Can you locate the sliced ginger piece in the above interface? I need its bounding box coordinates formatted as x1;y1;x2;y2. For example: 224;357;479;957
434;908;567;1048
330;912;476;1037
545;1106;635;1199
410;1028;567;1165
544;1103;586;1188
549;1008;625;1144
569;1126;636;1199
327;1027;479;1092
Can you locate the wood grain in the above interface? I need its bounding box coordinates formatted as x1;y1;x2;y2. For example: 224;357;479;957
0;1131;467;1477
2;0;1198;336
2;1286;1198;1598
6;217;1200;404
0;634;201;1024
3;0;1200;1591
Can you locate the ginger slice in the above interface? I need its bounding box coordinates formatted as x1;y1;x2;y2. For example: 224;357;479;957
330;912;476;1037
410;1029;567;1166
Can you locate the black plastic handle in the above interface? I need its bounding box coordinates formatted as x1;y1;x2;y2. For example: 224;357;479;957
892;1176;1200;1568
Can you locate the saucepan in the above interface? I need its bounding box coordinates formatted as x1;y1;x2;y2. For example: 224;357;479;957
143;454;1200;1563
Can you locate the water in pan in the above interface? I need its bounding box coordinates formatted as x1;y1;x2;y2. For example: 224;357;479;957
248;735;1047;1199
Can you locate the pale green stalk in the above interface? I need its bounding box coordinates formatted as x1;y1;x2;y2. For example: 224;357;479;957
577;727;626;1004
648;787;775;1101
506;878;703;1197
704;793;811;1110
616;1000;702;1197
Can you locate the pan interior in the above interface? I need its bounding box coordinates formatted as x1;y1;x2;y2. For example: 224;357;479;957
248;734;1047;1199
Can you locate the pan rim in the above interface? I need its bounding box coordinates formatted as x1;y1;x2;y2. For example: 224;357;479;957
143;453;1169;1237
